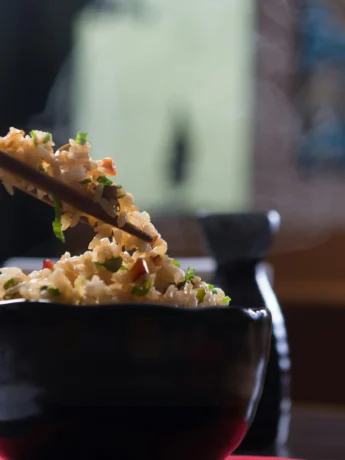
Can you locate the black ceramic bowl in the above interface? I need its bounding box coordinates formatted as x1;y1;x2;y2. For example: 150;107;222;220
0;300;271;460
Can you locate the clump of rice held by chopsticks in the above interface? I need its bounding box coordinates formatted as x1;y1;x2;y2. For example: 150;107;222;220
0;128;230;307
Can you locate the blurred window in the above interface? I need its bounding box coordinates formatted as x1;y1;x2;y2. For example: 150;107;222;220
72;0;256;213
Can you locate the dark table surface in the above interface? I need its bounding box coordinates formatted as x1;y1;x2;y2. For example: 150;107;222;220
240;404;345;460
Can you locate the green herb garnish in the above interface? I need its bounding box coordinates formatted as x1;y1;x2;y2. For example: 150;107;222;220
222;296;231;303
52;197;65;243
80;178;92;185
31;131;52;145
97;176;113;187
76;131;88;145
131;279;152;297
30;130;38;145
208;284;218;294
43;132;52;143
120;265;128;271
48;287;60;296
185;268;195;283
196;288;206;303
94;257;123;273
116;185;122;189
175;267;196;289
40;286;60;296
164;255;181;267
4;279;16;290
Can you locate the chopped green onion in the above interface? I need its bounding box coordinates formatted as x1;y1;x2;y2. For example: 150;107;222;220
131;279;152;297
185;268;195;283
80;178;92;184
103;257;123;272
196;288;206;303
222;296;231;303
94;257;123;273
172;259;181;268
208;284;218;294
48;287;60;296
43;132;52;143
52;197;65;243
76;131;88;145
120;265;128;271
40;286;60;296
30;130;38;145
97;176;113;187
4;279;16;290
176;267;196;289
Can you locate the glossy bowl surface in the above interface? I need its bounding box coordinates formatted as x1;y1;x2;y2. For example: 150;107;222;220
0;300;271;460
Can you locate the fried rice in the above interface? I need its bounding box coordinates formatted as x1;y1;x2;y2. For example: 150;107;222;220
0;128;230;307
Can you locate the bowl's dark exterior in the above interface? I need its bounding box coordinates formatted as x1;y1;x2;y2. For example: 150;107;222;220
0;301;271;460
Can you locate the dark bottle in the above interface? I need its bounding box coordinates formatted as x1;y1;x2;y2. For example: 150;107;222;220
198;211;291;452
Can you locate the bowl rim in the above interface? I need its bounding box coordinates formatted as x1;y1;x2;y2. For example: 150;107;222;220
0;299;271;318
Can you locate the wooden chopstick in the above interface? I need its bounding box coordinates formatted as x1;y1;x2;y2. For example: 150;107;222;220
0;149;154;243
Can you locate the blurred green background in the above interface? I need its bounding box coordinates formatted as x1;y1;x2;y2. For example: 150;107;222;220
73;0;255;213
